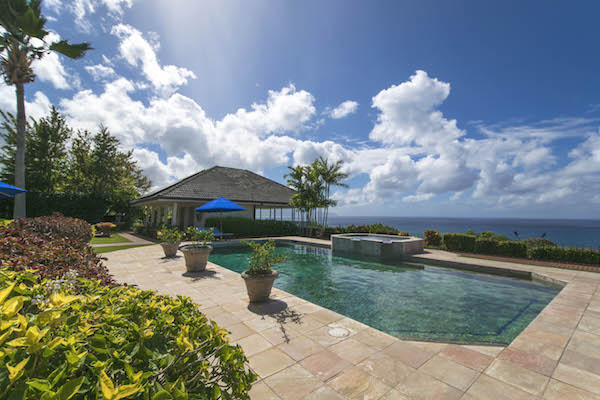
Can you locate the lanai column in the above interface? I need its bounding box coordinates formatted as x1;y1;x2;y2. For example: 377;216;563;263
163;207;168;225
152;207;158;225
171;204;178;226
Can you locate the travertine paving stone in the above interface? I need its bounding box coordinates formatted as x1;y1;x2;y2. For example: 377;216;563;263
104;238;600;400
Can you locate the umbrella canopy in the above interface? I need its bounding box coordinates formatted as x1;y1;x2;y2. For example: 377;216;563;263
0;181;27;199
195;197;246;212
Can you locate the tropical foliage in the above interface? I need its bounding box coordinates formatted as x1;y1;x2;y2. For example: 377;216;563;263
17;213;93;243
423;229;442;247
285;157;348;236
95;222;117;237
242;239;287;275
157;226;184;243
0;110;151;224
0;268;257;399
0;0;91;218
0;219;114;285
186;227;214;247
442;232;599;266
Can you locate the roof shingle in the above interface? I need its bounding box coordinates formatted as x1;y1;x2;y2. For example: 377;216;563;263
132;166;296;205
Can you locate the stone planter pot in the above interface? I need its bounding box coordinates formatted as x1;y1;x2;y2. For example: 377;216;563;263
241;270;279;303
181;245;213;272
160;242;180;258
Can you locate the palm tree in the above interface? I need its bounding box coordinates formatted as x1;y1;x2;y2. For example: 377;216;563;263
315;157;348;228
0;0;91;218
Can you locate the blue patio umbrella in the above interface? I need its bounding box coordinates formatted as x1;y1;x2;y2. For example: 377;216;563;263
195;197;246;234
0;181;27;199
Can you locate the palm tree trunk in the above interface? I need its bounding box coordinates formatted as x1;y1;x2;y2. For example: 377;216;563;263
14;82;26;219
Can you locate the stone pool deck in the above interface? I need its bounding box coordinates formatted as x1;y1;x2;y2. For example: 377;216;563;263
103;237;600;400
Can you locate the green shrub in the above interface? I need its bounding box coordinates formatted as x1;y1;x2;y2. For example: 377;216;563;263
133;223;158;239
0;268;257;399
186;226;215;246
157;225;184;243
465;230;511;242
528;246;600;266
423;229;442;246
474;238;499;254
472;239;528;258
496;241;528;258
0;219;12;227
14;213;93;243
242;239;287;275
521;238;557;249
443;233;476;252
205;217;298;238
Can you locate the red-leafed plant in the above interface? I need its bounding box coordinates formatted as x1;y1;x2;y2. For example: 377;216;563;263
0;223;115;285
95;222;117;237
14;212;93;243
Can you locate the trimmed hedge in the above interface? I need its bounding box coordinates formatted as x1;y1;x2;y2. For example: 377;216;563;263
496;241;528;258
521;238;557;248
528;246;600;266
442;231;598;266
442;233;476;252
205;217;298;238
0;268;257;399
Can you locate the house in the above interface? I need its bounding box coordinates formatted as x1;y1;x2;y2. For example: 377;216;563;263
131;166;297;229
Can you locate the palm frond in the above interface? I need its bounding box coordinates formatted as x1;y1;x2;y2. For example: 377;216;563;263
49;40;92;59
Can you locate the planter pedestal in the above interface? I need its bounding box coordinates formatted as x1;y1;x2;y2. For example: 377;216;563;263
160;242;180;258
241;270;279;303
181;245;213;272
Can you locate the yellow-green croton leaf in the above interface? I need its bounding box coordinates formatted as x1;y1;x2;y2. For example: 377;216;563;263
7;356;30;381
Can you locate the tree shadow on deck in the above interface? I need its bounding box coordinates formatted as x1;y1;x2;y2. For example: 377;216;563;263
247;300;304;344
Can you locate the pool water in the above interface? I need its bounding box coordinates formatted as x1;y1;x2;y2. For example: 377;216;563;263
209;242;559;345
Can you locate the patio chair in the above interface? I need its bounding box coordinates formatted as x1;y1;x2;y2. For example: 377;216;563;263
196;227;234;240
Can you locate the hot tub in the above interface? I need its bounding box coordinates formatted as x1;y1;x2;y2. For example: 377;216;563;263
331;233;425;259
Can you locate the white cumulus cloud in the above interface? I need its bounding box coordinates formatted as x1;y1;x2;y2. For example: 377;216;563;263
329;100;358;119
111;24;196;95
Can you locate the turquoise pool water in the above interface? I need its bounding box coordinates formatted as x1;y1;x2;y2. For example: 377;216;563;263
209;242;559;345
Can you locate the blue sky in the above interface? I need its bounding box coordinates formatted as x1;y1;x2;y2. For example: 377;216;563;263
1;0;599;218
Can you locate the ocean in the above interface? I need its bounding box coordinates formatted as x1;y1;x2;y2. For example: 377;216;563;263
327;216;600;250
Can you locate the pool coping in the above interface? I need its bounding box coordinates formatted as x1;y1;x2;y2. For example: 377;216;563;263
104;236;600;400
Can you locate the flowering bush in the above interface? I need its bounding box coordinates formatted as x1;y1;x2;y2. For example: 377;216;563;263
13;213;93;243
424;229;442;246
0;224;114;285
0;268;257;399
157;225;184;243
95;222;117;236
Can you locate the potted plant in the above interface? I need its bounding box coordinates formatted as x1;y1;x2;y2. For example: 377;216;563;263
241;240;287;303
157;225;184;258
181;227;215;272
95;222;116;237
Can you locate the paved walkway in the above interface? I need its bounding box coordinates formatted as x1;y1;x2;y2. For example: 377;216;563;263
103;238;600;400
91;232;155;248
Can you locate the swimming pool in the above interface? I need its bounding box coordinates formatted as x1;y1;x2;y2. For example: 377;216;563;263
209;242;559;345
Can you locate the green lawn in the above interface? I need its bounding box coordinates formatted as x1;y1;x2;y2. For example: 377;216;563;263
90;233;131;244
93;244;153;254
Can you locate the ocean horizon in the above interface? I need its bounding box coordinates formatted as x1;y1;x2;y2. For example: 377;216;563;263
327;216;600;250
